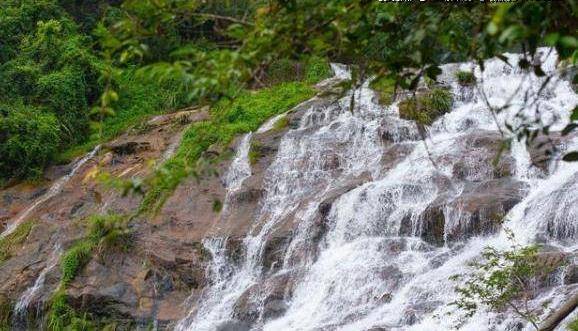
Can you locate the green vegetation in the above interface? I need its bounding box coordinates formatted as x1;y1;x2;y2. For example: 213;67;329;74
0;1;102;180
456;71;476;86
451;231;564;329
57;72;187;163
0;220;34;264
398;88;453;126
60;213;128;285
569;318;578;331
369;76;396;105
273;115;290;131
139;82;316;214
212;199;223;213
249;140;264;165
47;288;95;331
304;57;333;84
48;213;128;330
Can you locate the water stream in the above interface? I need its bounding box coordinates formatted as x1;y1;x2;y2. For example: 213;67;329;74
178;49;577;330
1;145;100;238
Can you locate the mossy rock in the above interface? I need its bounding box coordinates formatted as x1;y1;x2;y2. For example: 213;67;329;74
456;70;475;86
398;88;453;126
369;76;396;105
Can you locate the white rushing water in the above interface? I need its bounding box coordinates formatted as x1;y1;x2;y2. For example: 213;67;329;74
1;145;100;238
178;50;578;330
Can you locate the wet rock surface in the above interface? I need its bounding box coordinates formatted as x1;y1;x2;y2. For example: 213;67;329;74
0;63;576;331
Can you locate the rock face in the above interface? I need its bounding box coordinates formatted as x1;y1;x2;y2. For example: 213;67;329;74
0;61;576;331
0;107;211;328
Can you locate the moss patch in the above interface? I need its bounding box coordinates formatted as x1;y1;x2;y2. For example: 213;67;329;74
47;288;95;331
456;70;475;86
0;220;34;264
398;88;453;126
249;140;266;165
60;213;128;285
369;76;396;105
212;199;223;213
272;115;289;131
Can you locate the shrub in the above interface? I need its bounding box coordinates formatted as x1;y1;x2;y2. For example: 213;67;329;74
398;88;452;125
0;103;61;179
212;199;223;213
249;140;264;165
456;70;476;86
36;67;89;142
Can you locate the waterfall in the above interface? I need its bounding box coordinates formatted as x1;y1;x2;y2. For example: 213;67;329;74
224;133;253;192
1;145;100;238
14;243;62;317
177;48;578;330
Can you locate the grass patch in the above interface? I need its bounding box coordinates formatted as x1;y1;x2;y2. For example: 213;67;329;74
369;76;396;105
139;82;316;214
60;213;128;285
265;56;332;86
0;220;34;264
398;88;453;126
456;70;476;86
248;140;265;165
304;56;333;84
570;318;578;331
47;288;95;331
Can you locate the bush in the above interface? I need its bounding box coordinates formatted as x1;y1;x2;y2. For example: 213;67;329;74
0;0;64;63
456;70;476;86
398;88;452;126
36;67;89;142
0;103;61;179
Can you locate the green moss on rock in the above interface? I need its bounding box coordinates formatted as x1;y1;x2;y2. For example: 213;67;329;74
369;76;396;105
398;88;453;126
456;70;476;86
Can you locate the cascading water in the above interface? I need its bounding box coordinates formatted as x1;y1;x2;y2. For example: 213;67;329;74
1;145;101;238
14;243;62;318
177;49;578;330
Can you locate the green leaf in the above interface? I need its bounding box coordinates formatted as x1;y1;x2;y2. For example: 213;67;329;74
544;33;560;46
571;106;578;121
487;22;498;36
560;36;578;49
